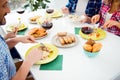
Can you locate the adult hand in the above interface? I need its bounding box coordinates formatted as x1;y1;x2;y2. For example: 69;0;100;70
62;7;69;14
25;47;43;65
91;14;100;24
4;27;18;40
6;36;35;49
17;36;36;43
103;20;120;29
4;32;16;40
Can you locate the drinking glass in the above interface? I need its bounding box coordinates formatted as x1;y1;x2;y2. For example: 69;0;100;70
41;20;53;30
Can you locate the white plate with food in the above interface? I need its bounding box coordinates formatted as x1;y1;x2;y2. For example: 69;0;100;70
46;10;63;18
29;15;41;24
68;14;80;20
26;27;48;40
52;32;79;48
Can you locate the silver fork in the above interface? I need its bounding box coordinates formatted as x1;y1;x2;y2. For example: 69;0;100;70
40;43;53;53
40;43;47;49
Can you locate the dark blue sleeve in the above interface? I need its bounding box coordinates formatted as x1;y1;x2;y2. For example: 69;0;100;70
85;0;102;17
66;0;78;13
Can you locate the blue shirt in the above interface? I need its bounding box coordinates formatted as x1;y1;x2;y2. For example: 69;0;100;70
66;0;102;17
0;35;16;80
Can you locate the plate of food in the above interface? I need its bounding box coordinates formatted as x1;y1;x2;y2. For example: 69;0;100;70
29;15;41;24
68;14;80;21
27;27;48;40
46;9;63;18
25;43;58;64
6;23;27;32
79;27;106;40
52;32;79;48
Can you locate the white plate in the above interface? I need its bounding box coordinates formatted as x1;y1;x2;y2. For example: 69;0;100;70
29;15;41;24
52;33;79;48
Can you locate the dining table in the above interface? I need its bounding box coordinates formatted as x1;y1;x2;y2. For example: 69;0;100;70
1;9;120;80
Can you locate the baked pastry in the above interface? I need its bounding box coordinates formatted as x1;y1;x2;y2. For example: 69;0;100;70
83;39;102;52
57;32;76;45
29;16;41;22
57;32;67;37
69;35;75;42
66;36;72;43
28;28;47;38
83;44;92;52
92;43;102;52
63;36;69;44
58;37;65;45
86;39;95;46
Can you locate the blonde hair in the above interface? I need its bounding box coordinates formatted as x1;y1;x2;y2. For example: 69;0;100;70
103;0;113;4
103;0;120;10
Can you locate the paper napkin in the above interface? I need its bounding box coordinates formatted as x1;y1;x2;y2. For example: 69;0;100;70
40;55;63;70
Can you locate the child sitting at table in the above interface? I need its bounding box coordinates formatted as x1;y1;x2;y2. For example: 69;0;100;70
91;0;120;36
62;0;102;23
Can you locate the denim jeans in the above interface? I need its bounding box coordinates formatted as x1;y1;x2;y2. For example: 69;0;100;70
10;47;21;59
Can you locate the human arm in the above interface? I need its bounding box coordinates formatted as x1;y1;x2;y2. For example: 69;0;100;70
11;47;43;80
80;14;92;23
103;20;120;29
4;32;16;40
6;36;35;49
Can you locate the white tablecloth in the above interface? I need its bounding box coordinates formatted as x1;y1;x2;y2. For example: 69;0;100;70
1;9;120;80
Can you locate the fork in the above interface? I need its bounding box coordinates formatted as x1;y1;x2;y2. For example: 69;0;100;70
40;43;47;49
40;43;53;53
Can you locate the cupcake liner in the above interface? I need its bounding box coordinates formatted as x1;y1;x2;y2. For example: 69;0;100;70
83;50;100;57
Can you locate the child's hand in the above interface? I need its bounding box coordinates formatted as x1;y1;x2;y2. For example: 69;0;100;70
62;7;69;14
80;15;91;23
103;20;120;29
91;14;100;24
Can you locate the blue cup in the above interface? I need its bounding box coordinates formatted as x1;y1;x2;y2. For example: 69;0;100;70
84;50;100;57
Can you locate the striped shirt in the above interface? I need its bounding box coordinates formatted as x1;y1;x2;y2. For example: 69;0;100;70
0;35;16;80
